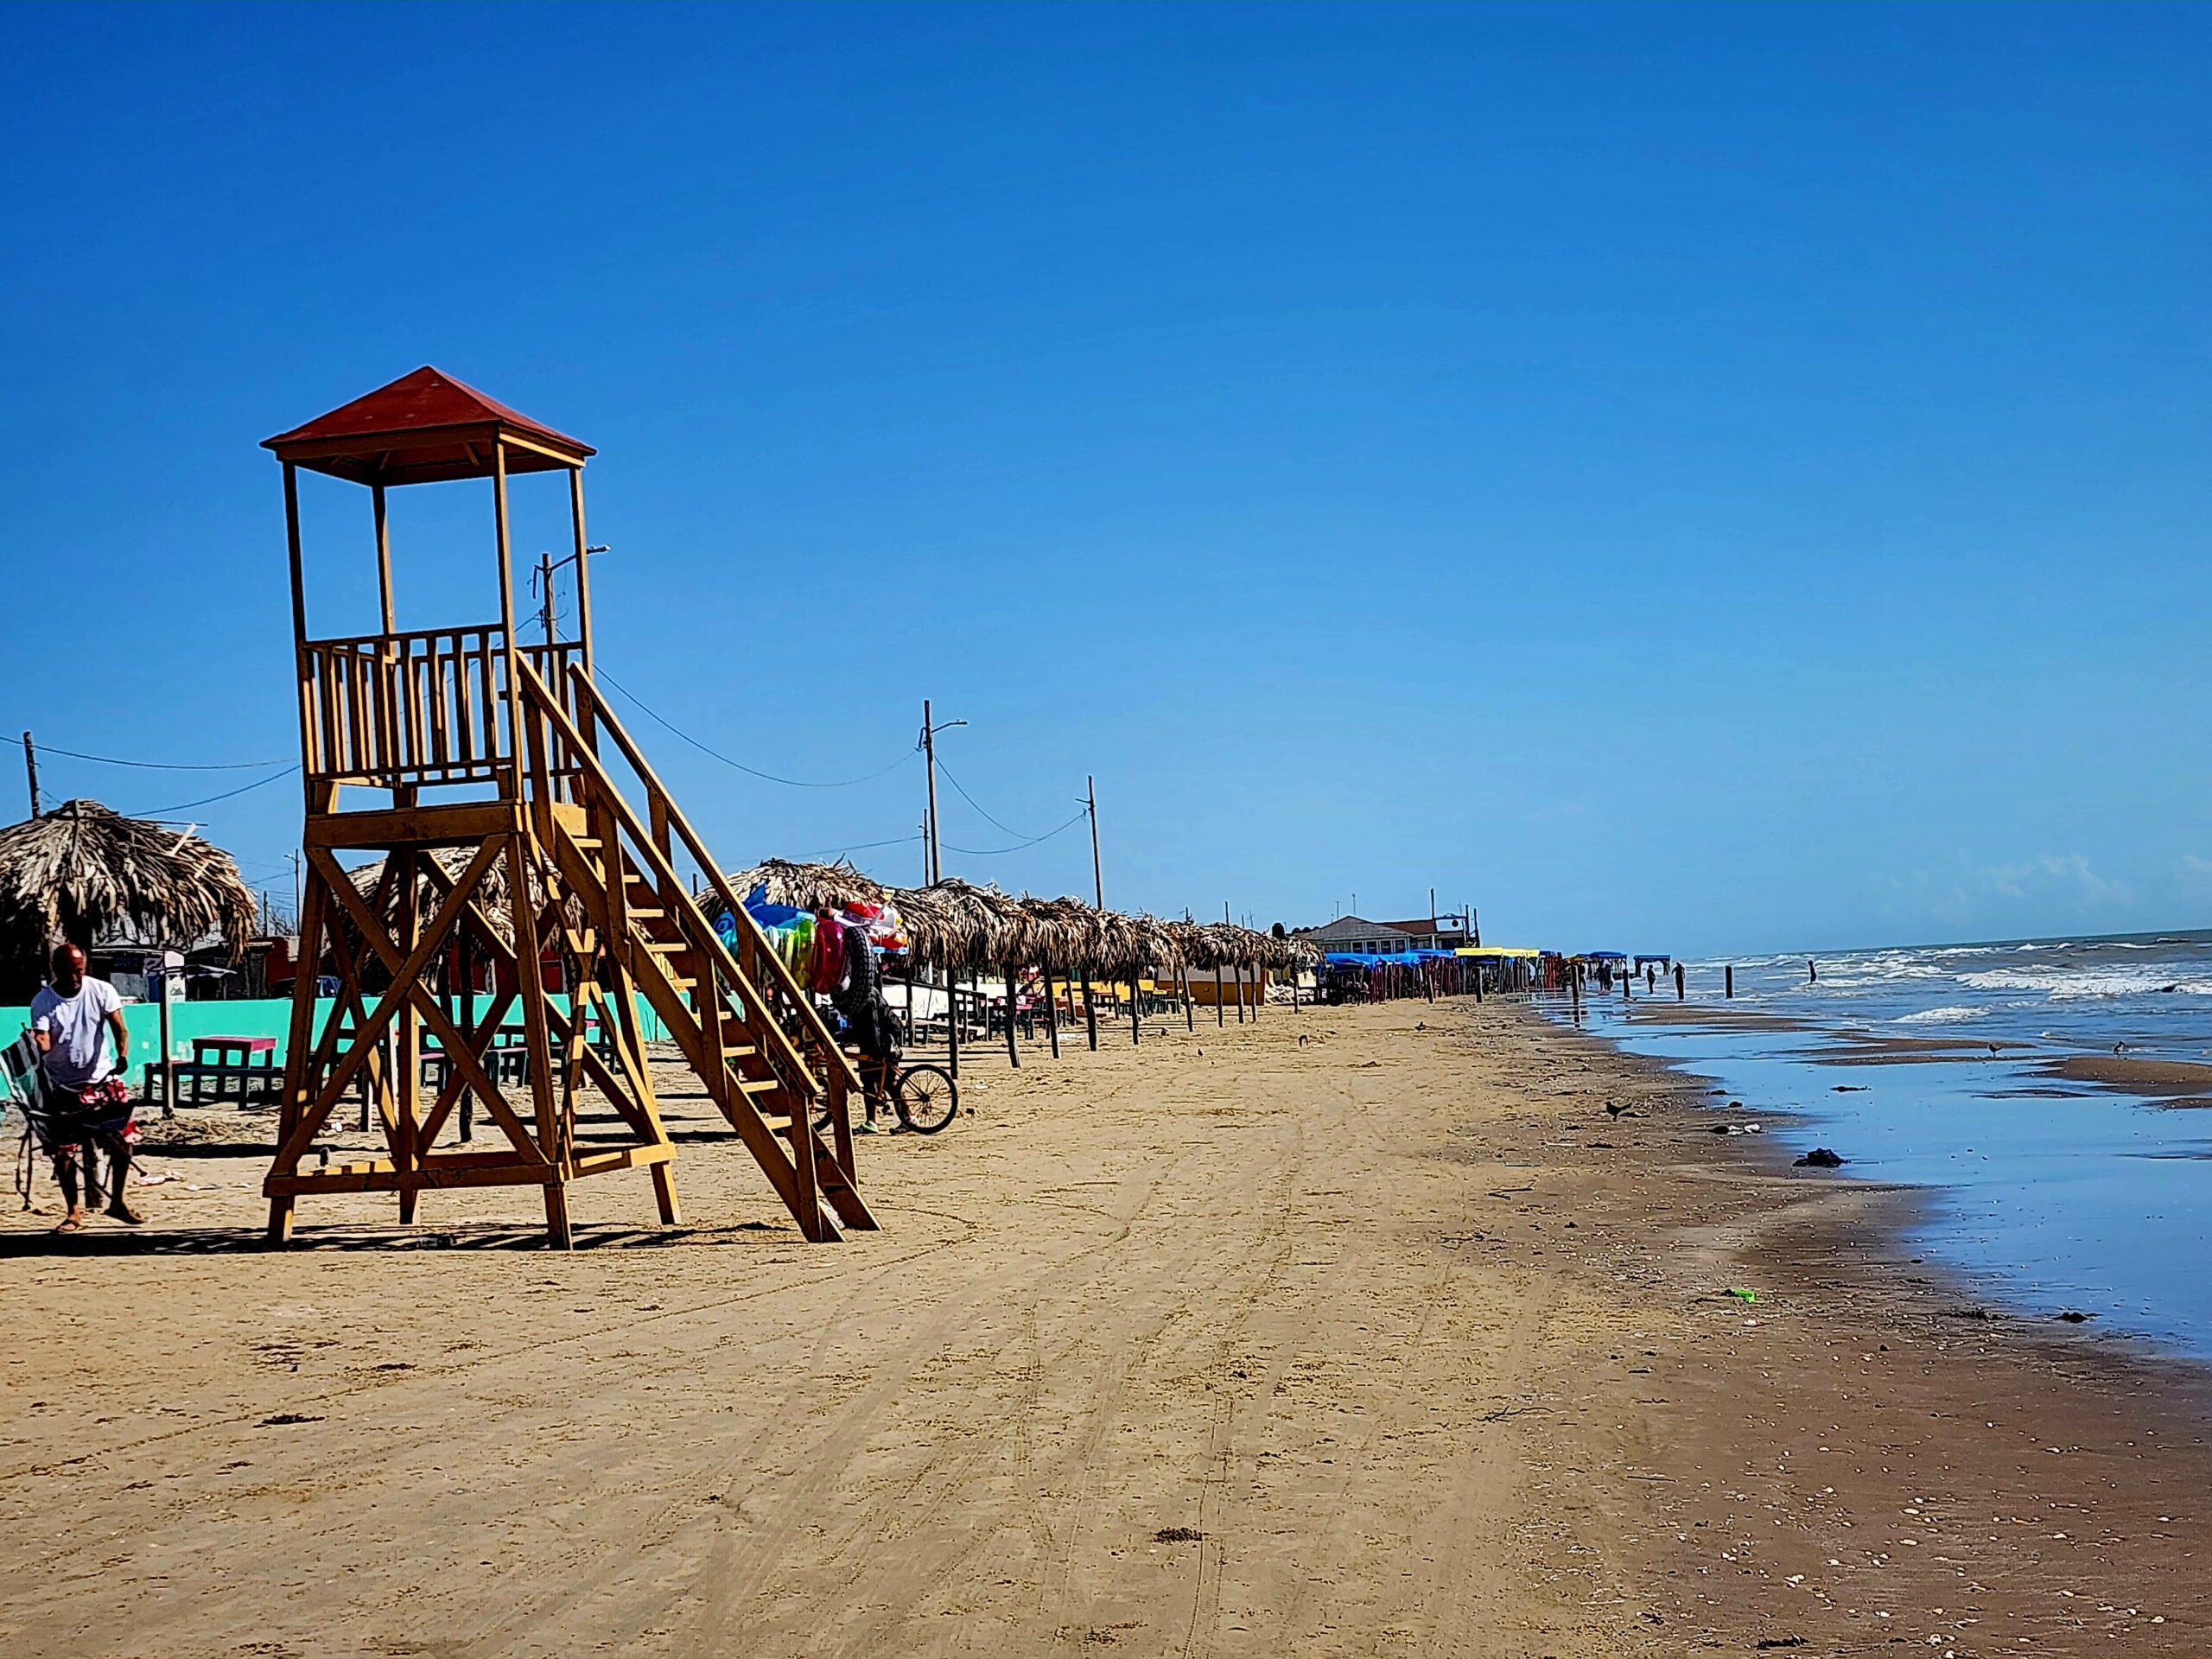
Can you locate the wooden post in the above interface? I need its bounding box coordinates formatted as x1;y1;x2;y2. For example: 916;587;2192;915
569;467;596;674
1179;963;1194;1030
1128;976;1141;1045
156;957;175;1120
372;481;395;633
503;835;569;1249
393;847;421;1223
946;964;960;1078
1082;971;1097;1050
1003;970;1020;1069
20;731;39;819
492;442;523;800
1214;963;1225;1027
1726;963;1734;999
1042;967;1059;1058
283;463;316;810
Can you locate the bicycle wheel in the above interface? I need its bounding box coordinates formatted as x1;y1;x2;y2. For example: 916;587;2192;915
893;1063;959;1135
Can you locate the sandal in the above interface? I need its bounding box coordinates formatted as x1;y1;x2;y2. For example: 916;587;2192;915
51;1214;86;1236
107;1202;147;1226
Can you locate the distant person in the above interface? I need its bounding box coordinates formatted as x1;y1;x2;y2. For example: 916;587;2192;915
830;918;899;1130
29;944;143;1232
1644;965;1656;993
1674;963;1685;1001
1808;959;1818;985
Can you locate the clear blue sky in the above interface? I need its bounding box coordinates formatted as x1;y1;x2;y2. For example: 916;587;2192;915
3;3;2206;957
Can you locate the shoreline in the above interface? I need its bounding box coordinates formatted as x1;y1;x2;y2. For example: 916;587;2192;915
1500;1002;2211;1653
0;997;2202;1655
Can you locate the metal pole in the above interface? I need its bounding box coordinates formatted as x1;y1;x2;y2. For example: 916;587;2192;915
1227;903;1243;1024
157;955;175;1119
922;701;942;885
22;732;41;818
1088;775;1104;908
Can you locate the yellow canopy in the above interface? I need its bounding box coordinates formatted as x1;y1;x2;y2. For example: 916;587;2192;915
1455;946;1541;958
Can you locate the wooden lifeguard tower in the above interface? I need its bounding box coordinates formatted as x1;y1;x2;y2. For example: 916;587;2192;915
261;367;873;1247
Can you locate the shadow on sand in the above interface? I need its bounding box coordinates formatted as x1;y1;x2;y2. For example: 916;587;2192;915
0;1217;792;1259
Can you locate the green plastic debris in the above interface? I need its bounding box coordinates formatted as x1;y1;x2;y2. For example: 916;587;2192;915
1725;1287;1758;1305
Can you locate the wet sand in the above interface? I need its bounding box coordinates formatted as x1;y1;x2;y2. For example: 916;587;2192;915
2038;1052;2212;1103
0;999;2202;1656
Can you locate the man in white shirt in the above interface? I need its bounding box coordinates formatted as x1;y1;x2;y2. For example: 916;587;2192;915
29;944;143;1231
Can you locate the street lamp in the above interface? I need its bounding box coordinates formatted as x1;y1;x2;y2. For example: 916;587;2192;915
531;544;611;645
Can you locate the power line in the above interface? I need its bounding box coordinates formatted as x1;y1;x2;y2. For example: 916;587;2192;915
788;809;1084;866
789;832;925;859
934;756;1062;842
599;669;918;790
943;809;1090;857
131;765;301;819
35;743;290;772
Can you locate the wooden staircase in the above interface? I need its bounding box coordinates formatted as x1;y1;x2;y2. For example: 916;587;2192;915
518;658;875;1243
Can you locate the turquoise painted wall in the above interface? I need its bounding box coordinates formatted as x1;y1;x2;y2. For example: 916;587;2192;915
1;995;673;1088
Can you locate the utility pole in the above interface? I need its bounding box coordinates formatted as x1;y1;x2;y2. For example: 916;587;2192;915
1087;775;1103;907
920;699;943;885
291;851;302;938
538;551;559;646
22;732;41;818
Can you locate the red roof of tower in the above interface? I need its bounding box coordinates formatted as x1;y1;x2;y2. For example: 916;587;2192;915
263;366;594;486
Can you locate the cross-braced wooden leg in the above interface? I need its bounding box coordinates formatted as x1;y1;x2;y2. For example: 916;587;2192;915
650;1164;682;1225
543;1181;573;1249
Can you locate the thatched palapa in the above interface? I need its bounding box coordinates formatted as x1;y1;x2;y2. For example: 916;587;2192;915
727;859;892;914
345;847;535;949
0;799;257;991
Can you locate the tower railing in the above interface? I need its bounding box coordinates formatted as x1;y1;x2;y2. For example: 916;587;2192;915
297;624;588;793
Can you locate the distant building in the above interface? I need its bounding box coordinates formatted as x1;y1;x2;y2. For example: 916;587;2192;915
1294;913;1473;957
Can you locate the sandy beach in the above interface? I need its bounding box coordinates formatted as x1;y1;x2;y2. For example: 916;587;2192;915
0;998;2202;1657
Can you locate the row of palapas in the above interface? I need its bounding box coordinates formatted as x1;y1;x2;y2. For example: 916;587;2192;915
729;859;1317;983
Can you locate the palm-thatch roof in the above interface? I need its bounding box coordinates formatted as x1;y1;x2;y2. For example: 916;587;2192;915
0;799;257;975
344;847;528;948
727;859;893;914
893;877;1028;973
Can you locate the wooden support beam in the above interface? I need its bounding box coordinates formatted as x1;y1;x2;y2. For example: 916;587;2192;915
1042;967;1058;1058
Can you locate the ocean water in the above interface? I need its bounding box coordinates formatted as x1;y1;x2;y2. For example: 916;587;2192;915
1552;931;2212;1360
